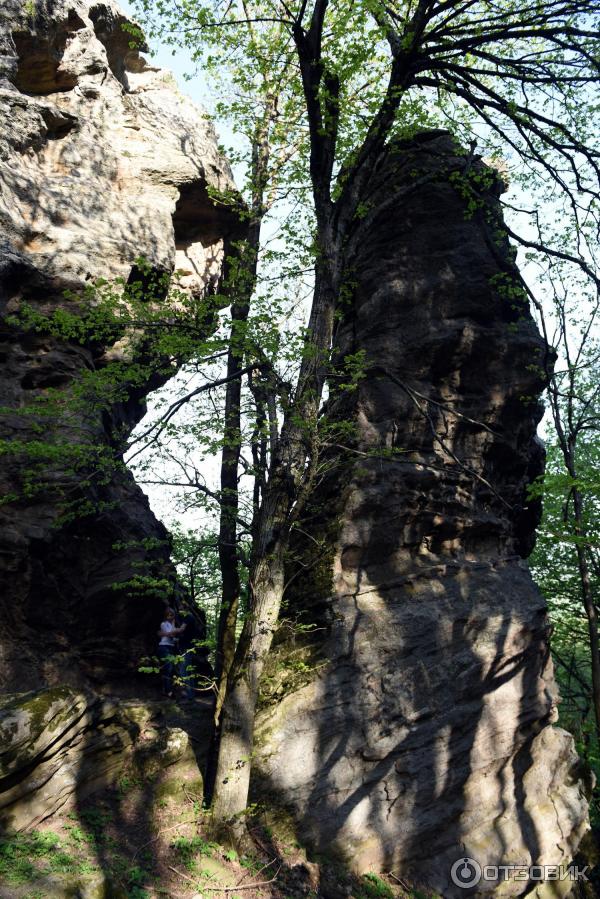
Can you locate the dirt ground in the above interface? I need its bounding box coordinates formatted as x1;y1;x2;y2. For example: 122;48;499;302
0;695;415;899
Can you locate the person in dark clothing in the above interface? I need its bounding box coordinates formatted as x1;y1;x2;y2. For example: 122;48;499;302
177;607;213;700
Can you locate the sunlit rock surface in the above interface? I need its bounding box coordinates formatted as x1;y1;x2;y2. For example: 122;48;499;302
0;687;203;832
254;133;591;898
0;0;238;691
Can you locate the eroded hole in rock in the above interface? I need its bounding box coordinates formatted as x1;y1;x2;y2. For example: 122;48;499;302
173;180;240;299
89;3;148;89
39;106;78;140
12;11;86;95
173;180;224;247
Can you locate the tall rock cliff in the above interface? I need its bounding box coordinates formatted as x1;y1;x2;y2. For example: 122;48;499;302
253;133;590;897
0;0;238;692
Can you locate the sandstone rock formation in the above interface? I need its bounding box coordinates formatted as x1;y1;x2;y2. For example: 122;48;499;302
0;0;238;691
0;687;203;832
254;133;591;897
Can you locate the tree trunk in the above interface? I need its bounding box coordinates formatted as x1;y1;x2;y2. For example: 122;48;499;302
572;487;600;742
549;384;600;747
205;85;279;804
210;252;339;825
205;222;262;805
210;547;286;825
214;292;249;686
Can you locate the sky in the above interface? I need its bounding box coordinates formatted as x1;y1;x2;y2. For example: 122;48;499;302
117;0;307;534
119;0;201;97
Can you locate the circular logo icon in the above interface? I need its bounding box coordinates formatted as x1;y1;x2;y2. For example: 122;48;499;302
450;857;482;889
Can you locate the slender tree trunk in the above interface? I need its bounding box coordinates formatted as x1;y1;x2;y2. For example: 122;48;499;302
572;486;600;742
248;369;269;541
215;290;250;686
211;5;352;821
211;254;339;826
206;87;278;807
549;377;600;745
213;86;274;698
208;221;262;784
205;231;260;806
205;289;249;806
210;545;287;824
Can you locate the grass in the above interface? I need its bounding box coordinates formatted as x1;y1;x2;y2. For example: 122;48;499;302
63;823;90;844
356;873;396;899
78;805;112;836
0;828;105;885
239;852;263;873
0;797;429;899
117;773;143;796
0;806;147;892
127;864;151;898
171;834;218;871
0;832;62;884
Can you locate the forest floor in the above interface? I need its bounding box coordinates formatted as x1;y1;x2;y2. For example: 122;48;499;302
0;696;430;899
0;796;418;899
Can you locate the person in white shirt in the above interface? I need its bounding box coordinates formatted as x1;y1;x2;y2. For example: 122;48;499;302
157;607;186;697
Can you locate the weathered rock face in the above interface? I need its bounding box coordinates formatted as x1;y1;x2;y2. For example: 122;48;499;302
254;133;590;897
0;0;238;691
0;687;203;833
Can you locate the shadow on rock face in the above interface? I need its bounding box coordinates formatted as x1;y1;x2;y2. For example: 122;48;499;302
252;133;589;898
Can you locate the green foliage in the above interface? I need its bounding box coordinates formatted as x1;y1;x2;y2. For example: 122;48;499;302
0;835;39;884
170;526;222;651
9;0;599;840
2;257;230;522
78;806;113;840
0;815;158;895
123;0;600;618
335;349;368;393
63;823;88;844
117;773;143;796
171;835;218;870
448;166;498;219
239;852;262;871
128;866;149;887
356;872;395;899
531;434;600;821
0;831;85;884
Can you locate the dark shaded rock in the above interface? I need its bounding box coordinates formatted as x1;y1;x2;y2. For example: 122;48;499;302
253;133;589;897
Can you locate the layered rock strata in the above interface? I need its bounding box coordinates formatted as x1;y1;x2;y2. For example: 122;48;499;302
0;687;203;833
254;133;590;897
0;0;238;690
